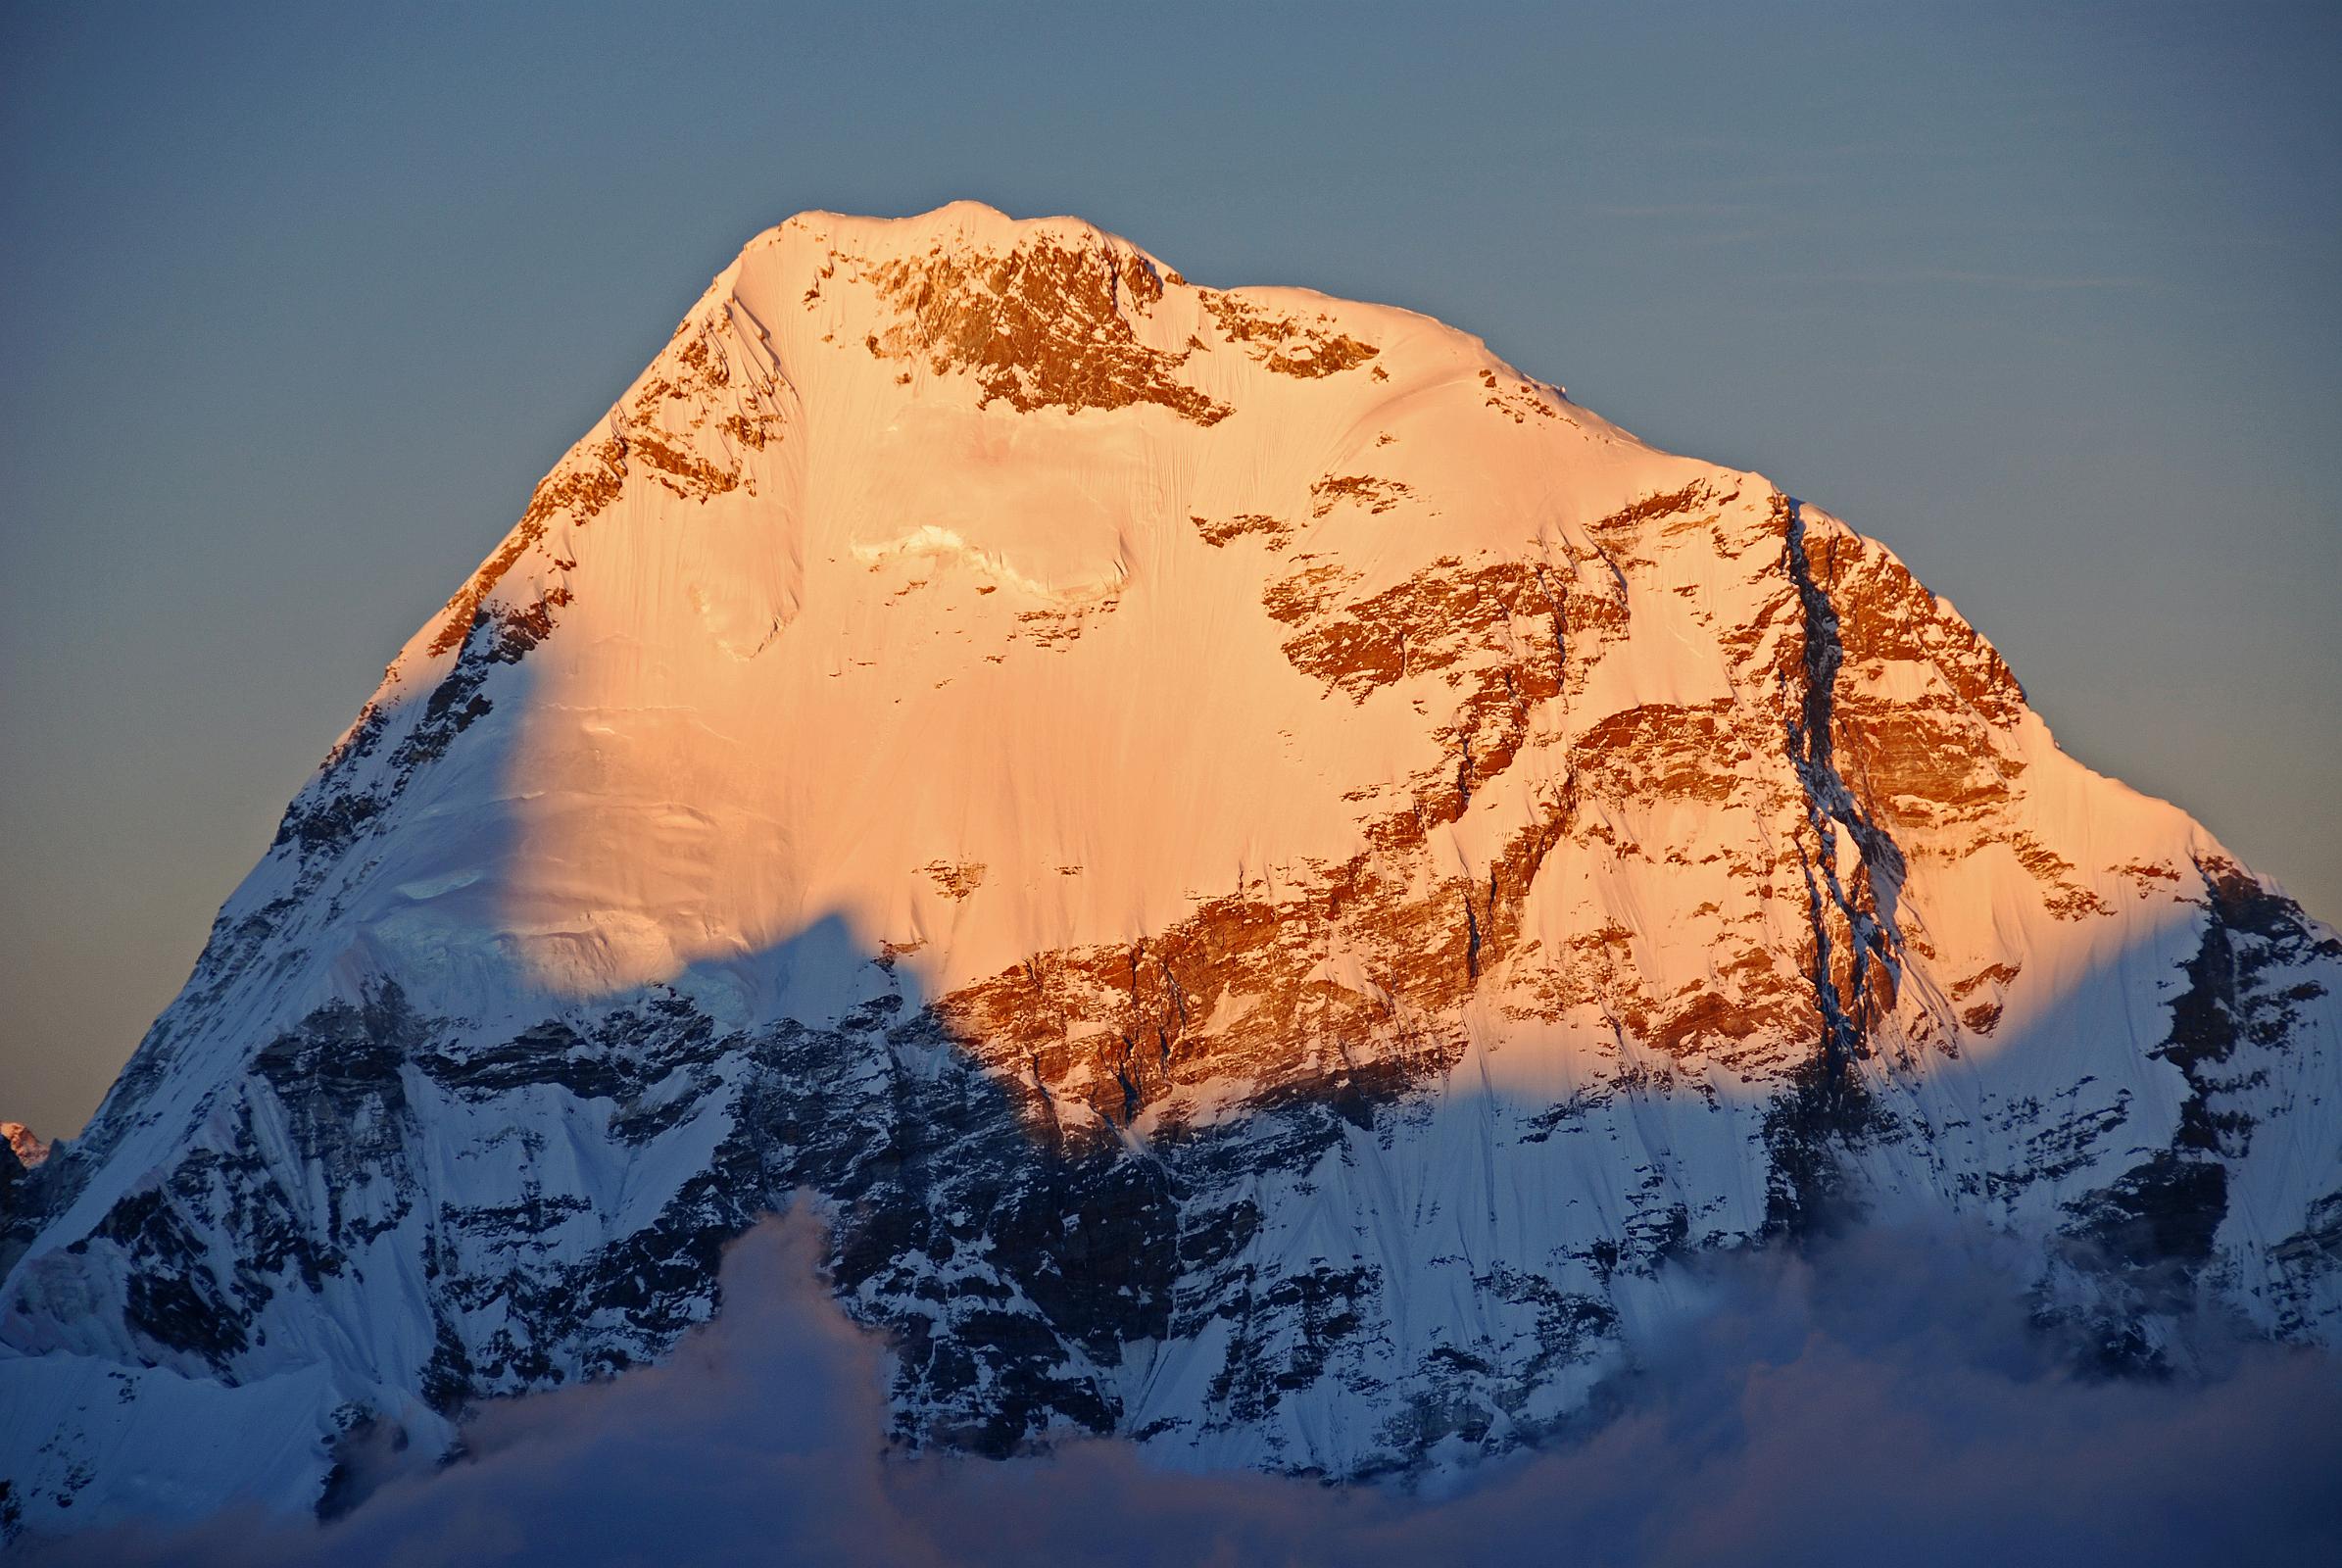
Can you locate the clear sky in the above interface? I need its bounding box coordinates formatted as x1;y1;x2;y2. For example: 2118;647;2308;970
3;1;2336;1138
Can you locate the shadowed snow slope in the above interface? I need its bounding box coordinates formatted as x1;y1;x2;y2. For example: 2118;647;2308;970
38;1214;2342;1568
4;202;2338;1542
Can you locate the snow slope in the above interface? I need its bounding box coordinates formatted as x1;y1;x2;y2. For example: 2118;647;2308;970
5;202;2338;1539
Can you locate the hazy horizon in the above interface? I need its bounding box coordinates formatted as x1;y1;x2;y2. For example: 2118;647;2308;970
4;0;2337;1137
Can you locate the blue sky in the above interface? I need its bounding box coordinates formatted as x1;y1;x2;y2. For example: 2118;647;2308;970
3;1;2336;1134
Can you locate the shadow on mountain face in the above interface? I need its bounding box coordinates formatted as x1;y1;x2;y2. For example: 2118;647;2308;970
33;1206;2342;1568
13;538;2342;1552
16;688;2336;1534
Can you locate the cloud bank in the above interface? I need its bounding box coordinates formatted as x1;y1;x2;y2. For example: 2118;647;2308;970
31;1211;2342;1567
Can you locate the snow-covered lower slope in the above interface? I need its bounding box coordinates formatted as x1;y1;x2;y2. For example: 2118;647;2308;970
5;202;2338;1539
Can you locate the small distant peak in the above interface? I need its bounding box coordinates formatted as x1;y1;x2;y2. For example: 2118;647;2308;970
3;1121;48;1168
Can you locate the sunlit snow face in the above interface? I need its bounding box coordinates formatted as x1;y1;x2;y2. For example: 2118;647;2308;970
306;205;2235;1102
846;401;1141;605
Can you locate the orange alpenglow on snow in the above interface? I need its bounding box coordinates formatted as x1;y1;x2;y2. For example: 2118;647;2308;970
4;204;2337;1540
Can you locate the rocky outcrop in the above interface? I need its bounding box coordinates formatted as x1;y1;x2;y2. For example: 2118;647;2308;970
0;1126;44;1171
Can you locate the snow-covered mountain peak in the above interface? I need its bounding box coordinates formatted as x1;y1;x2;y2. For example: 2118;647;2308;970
4;206;2337;1544
318;206;1706;1021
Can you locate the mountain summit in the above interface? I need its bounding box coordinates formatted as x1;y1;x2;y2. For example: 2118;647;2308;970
5;203;2337;1538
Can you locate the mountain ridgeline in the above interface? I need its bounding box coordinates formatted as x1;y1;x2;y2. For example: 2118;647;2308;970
5;203;2338;1540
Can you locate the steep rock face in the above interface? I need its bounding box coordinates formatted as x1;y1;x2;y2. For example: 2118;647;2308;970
4;203;2339;1537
